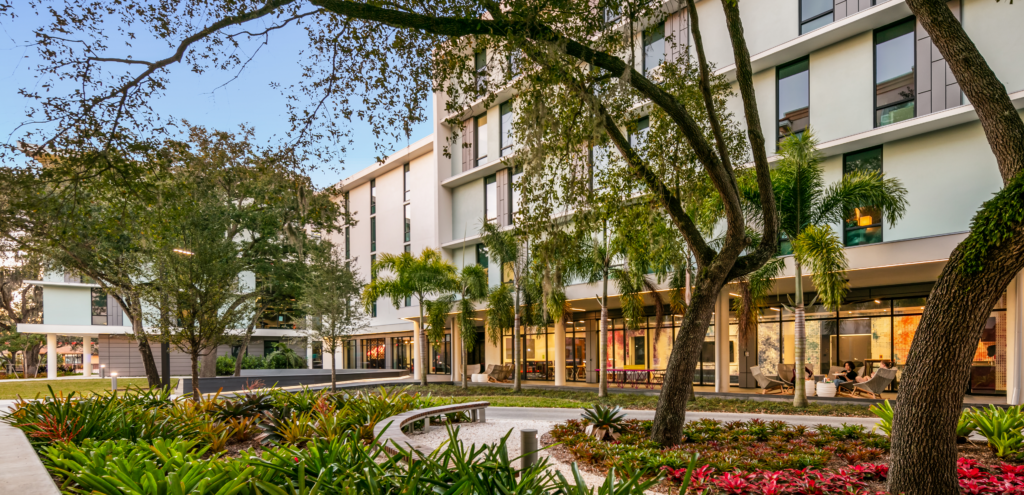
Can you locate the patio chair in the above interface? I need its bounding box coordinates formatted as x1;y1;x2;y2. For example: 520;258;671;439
777;364;796;385
751;366;793;395
484;364;502;382
466;364;480;376
843;368;897;399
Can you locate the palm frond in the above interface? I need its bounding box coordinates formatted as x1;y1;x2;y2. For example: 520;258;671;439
814;170;909;227
424;295;455;343
486;283;514;346
792;225;849;310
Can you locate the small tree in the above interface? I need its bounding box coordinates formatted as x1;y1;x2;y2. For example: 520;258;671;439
0;244;45;377
767;131;907;406
480;222;531;392
362;248;456;386
300;242;368;391
454;265;488;389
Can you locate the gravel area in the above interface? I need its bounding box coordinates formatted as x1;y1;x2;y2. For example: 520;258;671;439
412;419;656;493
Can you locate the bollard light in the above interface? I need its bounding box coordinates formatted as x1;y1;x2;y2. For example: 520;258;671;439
100;364;106;379
111;372;118;392
521;429;538;470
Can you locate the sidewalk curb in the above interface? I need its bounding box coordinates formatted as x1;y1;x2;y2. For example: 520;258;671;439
0;421;61;495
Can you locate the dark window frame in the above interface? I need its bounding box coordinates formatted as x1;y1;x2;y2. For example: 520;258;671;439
500;101;514;157
404;203;411;243
370;216;376;252
842;145;885;246
799;0;835;35
484;174;498;224
474;49;487;90
509;164;523;221
403;163;411;202
776;56;811;147
873;17;917;128
369;178;376;214
91;288;108;326
475;113;488;167
642;22;665;77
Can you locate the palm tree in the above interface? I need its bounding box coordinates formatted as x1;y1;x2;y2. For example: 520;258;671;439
771;130;908;407
425;264;488;389
574;221;616;397
480;221;530;392
362;248;457;386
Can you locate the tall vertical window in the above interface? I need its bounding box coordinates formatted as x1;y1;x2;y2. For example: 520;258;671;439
476;244;489;278
91;288;107;325
404;203;411;243
510;165;523;217
474;49;487;89
369;179;376;214
604;8;620;23
875;19;916;127
475;114;488;167
344;226;350;259
370;216;376;252
777;58;810;143
843;147;884;246
484;174;497;224
800;0;833;34
630;117;650;148
403;163;411;201
500;101;514;157
643;23;665;76
404;244;411;253
371;254;377;317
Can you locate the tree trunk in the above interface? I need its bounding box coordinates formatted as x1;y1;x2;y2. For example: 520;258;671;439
513;303;522;392
793;262;808;408
23;343;41;378
200;348;218;377
234;321;255;377
598;272;609;398
190;350;201;401
461;330;469;389
685;268;696;402
125;299;161;388
888;240;1024;494
419;303;428;386
331;347;337;392
651;270;730;446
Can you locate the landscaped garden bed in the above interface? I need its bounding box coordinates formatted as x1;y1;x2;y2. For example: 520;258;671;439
546;404;1024;494
1;386;654;494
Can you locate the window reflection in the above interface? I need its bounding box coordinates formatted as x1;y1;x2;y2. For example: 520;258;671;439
875;19;916;127
777;58;810;143
800;0;833;34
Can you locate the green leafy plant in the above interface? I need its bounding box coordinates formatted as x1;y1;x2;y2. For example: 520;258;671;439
582;404;627;441
869;400;894;436
216;355;236;376
956;411;976;444
968;405;1024;457
266;342;308;369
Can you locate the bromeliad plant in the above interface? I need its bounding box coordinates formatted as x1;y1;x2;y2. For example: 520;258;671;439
967;405;1024;458
582;404;628;441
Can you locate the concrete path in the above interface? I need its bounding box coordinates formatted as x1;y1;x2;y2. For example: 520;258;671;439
0;421;61;495
486;406;882;429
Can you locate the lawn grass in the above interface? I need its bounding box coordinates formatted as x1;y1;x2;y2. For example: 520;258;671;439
0;378;178;400
381;384;876;417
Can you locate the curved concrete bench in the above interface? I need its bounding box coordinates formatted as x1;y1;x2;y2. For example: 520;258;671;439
372;401;490;460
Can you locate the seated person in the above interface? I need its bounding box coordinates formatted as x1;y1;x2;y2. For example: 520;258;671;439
832;361;858;385
805;365;814;380
855;360;893;383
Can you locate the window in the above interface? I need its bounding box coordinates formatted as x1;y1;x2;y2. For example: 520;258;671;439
475;49;487;89
371;254;378;317
875;19;916;127
369;179;376;214
510;165;523;217
643;23;665;76
500;101;514;157
476;244;489;277
403;163;411;201
91;288;107;325
405;294;412;307
404;203;411;242
404;244;411;253
604;8;620;23
475;114;488;167
800;0;834;34
345;226;350;259
590;143;611;191
630;117;650;148
777;58;810;143
370;216;376;252
843;147;884;246
485;174;498;224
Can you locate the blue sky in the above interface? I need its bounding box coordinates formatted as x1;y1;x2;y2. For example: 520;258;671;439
0;13;433;188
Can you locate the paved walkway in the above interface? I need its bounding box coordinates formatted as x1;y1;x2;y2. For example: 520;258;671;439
486;406;882;428
0;421;60;495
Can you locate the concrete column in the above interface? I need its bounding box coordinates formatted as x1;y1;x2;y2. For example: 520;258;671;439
82;337;92;377
452;319;462;382
306;339;314;369
413;320;424;381
1008;271;1024;405
554;319;566;386
714;289;731;393
47;333;58;379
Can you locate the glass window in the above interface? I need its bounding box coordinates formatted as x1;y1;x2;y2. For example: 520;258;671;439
500;101;514;156
369;179;376;214
510;165;523;217
91;288;107;325
604;8;620;23
474;49;487;90
404;244;410;253
344;340;359;369
800;0;833;34
362;338;385;369
370;216;376;252
475;114;488;167
392;336;414;371
630;117;649;148
843;147;884;246
875;19;916;127
429;334;452;374
344;226;350;259
404;203;411;242
643;23;665;76
403;163;411;201
777;58;810;143
485;174;497;223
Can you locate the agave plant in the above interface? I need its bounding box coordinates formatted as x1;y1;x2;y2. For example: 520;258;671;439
581;404;627;441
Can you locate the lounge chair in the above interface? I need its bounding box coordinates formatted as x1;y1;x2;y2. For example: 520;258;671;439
777;364;796;385
842;368;897;399
751;366;793;395
466;364;481;376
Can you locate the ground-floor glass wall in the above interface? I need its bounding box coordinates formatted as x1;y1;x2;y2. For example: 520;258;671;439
429;334;451;374
392;336;413;371
362;338;385;369
501;326;556;381
565;321;587;381
344;340;359;369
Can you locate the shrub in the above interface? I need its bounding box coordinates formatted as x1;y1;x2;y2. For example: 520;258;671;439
240;354;268;369
967;405;1024;458
581;404;628;441
216;355;236;375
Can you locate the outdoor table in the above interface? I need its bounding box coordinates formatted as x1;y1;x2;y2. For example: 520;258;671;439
595;368;664;389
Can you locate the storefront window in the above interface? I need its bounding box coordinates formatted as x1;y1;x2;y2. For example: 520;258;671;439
429;334;451;374
344;340;359;369
565;321;588;382
392;336;414;371
362;338;385;369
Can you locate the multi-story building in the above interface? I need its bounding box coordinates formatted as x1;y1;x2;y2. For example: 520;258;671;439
333;0;1024;403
